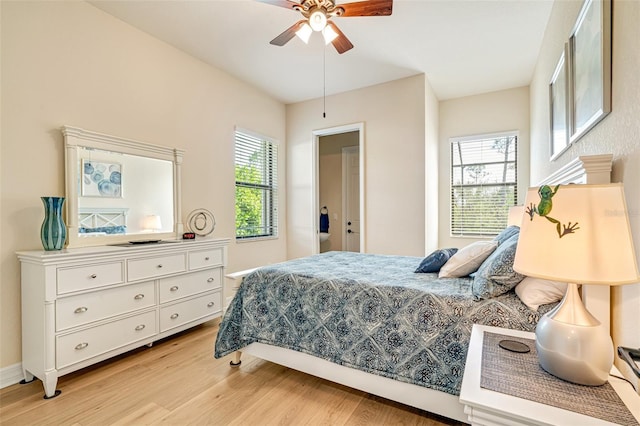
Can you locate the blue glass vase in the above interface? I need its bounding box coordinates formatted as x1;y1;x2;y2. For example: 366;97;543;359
41;196;66;250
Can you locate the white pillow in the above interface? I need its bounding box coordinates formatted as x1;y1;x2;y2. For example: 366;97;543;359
438;241;498;278
515;277;568;311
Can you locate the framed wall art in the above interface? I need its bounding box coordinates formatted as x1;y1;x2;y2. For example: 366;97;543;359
569;0;612;144
549;44;569;159
82;160;122;197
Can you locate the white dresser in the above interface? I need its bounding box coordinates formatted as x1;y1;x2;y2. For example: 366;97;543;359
17;238;229;398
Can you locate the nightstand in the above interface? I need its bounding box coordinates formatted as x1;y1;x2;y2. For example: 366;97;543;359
460;325;640;426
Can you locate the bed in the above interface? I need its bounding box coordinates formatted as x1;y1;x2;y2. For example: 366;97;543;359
214;154;613;423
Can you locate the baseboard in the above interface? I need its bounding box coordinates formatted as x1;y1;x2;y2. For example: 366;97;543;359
0;363;24;389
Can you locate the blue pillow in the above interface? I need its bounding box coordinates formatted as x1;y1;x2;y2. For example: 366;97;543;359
415;248;458;273
472;234;525;299
493;225;520;245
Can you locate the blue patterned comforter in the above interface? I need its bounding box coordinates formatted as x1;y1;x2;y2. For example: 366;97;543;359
214;251;547;395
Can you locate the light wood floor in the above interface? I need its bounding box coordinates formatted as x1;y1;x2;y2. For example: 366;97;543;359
0;321;465;425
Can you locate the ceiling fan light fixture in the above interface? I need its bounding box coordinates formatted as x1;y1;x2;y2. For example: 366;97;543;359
262;0;393;54
295;22;313;43
309;9;327;31
322;24;338;44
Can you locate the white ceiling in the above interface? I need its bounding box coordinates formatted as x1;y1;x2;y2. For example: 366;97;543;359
89;0;554;104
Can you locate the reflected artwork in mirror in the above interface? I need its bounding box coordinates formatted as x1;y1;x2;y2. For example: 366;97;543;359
62;126;184;247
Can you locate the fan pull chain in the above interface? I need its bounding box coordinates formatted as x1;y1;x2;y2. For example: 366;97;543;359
323;45;326;118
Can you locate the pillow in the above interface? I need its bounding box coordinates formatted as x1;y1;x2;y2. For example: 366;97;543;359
493;225;520;246
515;277;568;311
472;234;525;299
415;248;458;273
438;241;498;278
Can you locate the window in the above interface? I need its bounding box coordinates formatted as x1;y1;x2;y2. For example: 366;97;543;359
235;129;278;239
450;132;517;237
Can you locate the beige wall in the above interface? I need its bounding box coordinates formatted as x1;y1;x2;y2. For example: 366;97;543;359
318;132;359;252
424;78;440;255
529;0;640;388
438;87;531;249
286;75;427;259
0;1;287;370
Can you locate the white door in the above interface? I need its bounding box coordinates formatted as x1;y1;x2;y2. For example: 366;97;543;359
343;146;360;252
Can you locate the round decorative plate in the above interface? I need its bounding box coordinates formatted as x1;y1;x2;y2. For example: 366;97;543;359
186;208;216;236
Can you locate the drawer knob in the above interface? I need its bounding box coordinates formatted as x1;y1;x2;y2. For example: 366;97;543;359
170;286;179;292
170;313;179;319
75;342;89;350
207;277;214;283
134;294;145;300
135;324;146;331
74;307;88;314
205;257;210;261
157;264;163;269
207;302;215;308
90;274;97;279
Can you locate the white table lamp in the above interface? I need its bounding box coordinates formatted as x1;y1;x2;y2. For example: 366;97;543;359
513;183;639;386
507;205;524;227
143;214;162;233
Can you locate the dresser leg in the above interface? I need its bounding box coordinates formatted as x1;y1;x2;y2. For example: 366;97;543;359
20;369;35;384
44;389;62;399
42;372;60;399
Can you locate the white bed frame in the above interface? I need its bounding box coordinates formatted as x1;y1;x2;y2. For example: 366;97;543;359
229;154;614;424
78;207;129;230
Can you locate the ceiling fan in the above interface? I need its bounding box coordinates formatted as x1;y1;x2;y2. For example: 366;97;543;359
258;0;393;54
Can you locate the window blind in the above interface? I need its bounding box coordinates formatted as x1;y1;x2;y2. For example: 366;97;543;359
235;129;278;239
450;134;517;236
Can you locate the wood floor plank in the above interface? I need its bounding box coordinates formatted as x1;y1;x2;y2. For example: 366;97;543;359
279;377;365;425
229;369;333;425
110;402;171;425
0;321;463;425
153;359;294;425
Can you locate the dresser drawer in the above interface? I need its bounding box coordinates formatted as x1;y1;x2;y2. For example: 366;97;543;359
57;262;124;294
189;248;223;270
56;282;156;331
127;253;186;282
159;291;222;332
159;268;222;303
56;310;157;369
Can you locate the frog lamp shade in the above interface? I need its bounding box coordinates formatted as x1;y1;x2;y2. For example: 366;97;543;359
513;183;639;386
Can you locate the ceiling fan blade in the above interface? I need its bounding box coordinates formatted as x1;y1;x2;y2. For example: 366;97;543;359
338;0;393;17
327;22;354;54
256;0;301;11
270;20;307;46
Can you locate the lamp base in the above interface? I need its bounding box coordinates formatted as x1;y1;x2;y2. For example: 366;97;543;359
535;283;613;386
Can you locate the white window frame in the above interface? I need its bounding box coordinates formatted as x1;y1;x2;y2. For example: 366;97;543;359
234;128;278;241
450;131;518;237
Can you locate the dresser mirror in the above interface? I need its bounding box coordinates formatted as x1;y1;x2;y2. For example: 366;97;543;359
62;126;184;248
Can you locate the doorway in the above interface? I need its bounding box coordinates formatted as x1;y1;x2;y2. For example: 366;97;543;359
313;123;364;254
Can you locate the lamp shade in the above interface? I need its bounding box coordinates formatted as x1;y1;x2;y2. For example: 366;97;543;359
295;23;312;44
513;183;639;285
143;214;162;232
507;205;524;227
322;24;338;44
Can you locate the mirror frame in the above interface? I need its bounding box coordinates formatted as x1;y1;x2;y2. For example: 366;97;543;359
62;125;184;247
